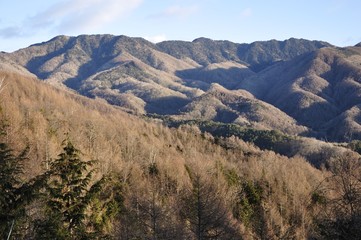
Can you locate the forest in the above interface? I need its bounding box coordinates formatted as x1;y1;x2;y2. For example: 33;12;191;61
1;71;361;239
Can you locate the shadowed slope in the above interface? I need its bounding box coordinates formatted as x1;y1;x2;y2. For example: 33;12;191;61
4;35;361;141
238;46;361;140
177;84;307;135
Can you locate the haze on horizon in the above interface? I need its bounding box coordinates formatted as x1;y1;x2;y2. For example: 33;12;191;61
0;0;360;52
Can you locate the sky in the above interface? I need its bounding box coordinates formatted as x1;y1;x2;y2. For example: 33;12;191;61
0;0;360;52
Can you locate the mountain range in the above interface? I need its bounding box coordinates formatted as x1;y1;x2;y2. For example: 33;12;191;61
0;56;344;240
1;34;361;142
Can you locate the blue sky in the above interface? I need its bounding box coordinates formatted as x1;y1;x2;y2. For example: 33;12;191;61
0;0;360;52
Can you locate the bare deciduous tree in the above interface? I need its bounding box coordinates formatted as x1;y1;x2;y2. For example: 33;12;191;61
180;172;240;240
314;152;361;239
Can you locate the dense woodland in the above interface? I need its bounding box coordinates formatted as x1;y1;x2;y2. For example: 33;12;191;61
1;71;361;239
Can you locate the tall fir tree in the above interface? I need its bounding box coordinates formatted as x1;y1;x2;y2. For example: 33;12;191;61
0;141;28;238
36;139;101;239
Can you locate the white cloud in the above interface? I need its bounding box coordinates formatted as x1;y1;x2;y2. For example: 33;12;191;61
240;8;252;18
341;36;361;47
0;26;22;38
326;0;345;14
164;5;198;18
1;0;143;38
55;0;143;33
145;34;167;43
149;5;198;20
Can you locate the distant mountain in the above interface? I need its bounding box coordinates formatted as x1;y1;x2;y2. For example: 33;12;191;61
176;83;307;135
4;35;204;114
238;45;361;141
157;37;332;71
3;34;361;141
2;63;353;240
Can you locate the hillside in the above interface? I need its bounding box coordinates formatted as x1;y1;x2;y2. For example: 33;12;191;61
238;45;361;141
3;34;349;140
0;70;321;238
175;83;307;135
157;37;332;71
1;53;361;238
3;35;361;141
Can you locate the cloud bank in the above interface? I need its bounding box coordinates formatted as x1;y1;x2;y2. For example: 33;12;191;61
0;0;143;38
148;5;198;20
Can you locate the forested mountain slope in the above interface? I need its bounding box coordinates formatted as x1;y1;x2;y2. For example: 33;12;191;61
2;35;361;142
0;56;360;238
238;46;361;141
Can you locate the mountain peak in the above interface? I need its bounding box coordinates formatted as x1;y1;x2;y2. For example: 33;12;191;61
192;37;214;43
208;83;226;92
28;35;71;48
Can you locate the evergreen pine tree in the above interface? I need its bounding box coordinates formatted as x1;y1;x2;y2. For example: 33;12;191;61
0;114;50;239
0;141;28;238
37;139;100;238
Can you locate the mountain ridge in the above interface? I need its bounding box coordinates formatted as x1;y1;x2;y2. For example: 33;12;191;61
1;65;351;239
3;34;361;141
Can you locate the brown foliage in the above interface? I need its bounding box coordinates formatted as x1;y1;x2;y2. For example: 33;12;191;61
0;71;340;239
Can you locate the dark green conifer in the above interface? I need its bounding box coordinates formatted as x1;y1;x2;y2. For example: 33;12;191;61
0;141;28;238
37;139;99;238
